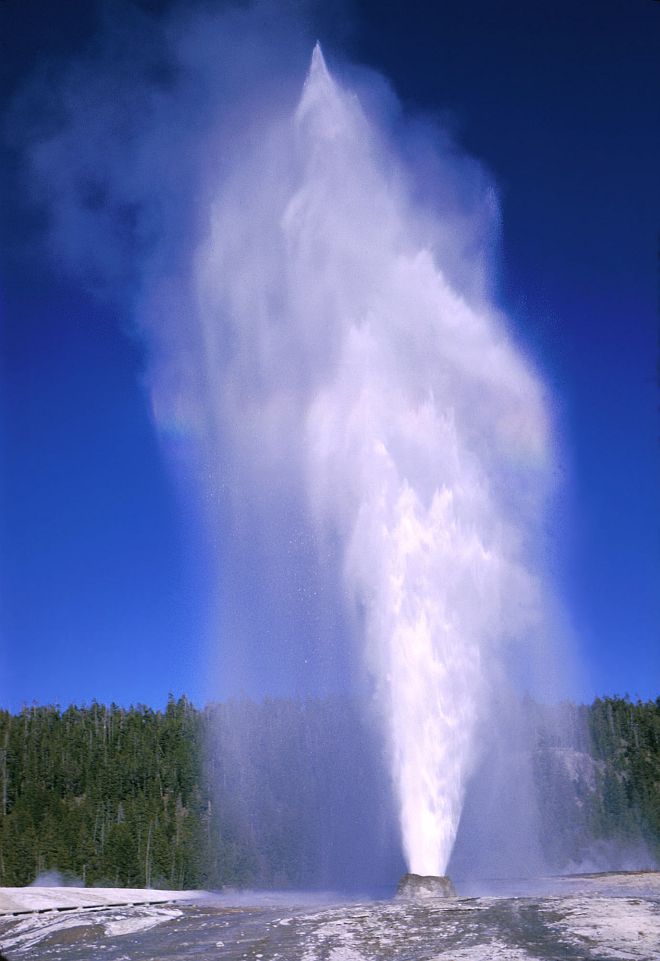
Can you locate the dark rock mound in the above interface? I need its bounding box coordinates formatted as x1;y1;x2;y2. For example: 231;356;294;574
395;872;457;899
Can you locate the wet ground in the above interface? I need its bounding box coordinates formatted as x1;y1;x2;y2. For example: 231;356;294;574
0;873;658;960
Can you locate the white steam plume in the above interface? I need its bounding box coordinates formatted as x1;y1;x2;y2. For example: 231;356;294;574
191;45;551;875
19;11;553;878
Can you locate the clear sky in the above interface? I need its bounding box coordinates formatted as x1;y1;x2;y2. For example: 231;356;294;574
1;0;658;710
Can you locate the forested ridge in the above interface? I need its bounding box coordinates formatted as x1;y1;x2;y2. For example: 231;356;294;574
0;697;208;889
0;695;658;889
532;697;660;869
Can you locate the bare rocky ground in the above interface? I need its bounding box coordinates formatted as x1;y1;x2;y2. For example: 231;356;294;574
0;872;658;961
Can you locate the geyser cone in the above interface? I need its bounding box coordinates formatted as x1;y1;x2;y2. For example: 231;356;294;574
396;873;457;899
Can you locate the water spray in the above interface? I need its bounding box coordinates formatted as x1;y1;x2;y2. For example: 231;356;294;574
194;45;551;877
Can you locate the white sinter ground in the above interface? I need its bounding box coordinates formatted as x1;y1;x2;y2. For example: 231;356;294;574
2;876;659;960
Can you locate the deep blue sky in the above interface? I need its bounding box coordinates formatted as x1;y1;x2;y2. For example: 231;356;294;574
1;0;658;710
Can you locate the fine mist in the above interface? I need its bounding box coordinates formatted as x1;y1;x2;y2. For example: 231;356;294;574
15;2;559;883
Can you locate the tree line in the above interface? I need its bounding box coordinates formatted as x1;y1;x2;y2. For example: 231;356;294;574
0;694;657;889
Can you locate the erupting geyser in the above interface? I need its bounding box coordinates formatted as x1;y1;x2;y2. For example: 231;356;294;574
27;25;553;881
190;45;551;878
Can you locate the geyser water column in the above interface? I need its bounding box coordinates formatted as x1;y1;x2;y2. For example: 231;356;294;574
195;46;551;878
